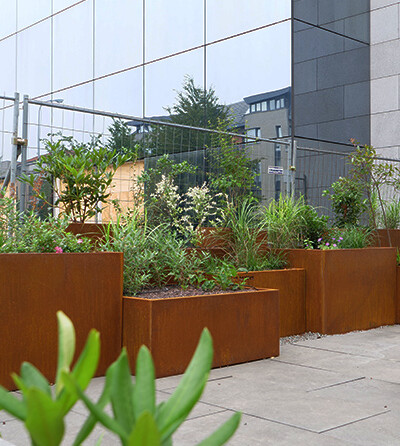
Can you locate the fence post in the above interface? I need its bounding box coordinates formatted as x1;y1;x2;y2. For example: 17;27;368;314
19;95;29;213
290;139;297;196
10;92;20;199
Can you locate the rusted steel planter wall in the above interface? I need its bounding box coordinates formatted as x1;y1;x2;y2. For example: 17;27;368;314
123;289;280;378
374;229;400;249
396;266;400;323
0;252;123;390
235;269;306;337
287;248;396;335
66;223;109;245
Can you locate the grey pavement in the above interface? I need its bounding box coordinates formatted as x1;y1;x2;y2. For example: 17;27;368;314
2;325;400;445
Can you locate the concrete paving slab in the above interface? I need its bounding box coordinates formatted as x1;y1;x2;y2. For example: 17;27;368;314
310;377;400;412
295;326;400;360
322;410;400;445
173;411;357;446
161;376;388;433
2;326;400;444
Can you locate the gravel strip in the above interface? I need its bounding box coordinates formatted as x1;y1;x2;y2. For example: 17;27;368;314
280;332;327;345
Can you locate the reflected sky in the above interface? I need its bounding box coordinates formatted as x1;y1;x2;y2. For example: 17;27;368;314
0;0;291;116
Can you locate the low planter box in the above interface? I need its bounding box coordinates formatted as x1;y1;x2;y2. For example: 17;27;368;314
123;288;280;378
287;248;396;335
0;252;123;390
235;269;306;337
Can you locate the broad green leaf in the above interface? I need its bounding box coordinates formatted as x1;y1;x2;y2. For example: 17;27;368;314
19;362;51;396
156;329;213;441
61;371;128;441
197;412;241;446
72;362;117;446
132;346;156;417
25;388;64;446
56;311;76;396
127;412;161;446
110;349;135;435
58;329;100;413
0;386;27;420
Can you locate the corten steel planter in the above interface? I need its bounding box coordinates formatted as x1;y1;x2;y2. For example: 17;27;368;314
196;227;232;250
396;266;400;323
123;288;280;378
287;248;397;335
235;269;306;337
66;223;109;245
373;229;400;249
0;252;123;390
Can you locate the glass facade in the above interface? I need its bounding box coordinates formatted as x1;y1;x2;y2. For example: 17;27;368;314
292;0;370;209
0;1;372;209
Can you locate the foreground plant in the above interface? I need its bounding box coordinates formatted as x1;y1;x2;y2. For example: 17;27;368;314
0;311;100;446
0;314;240;445
65;329;241;446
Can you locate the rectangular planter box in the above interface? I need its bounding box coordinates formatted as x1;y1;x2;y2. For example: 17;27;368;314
0;252;123;390
235;269;306;337
287;248;396;335
397;266;400;323
66;223;109;245
374;229;400;249
123;288;280;378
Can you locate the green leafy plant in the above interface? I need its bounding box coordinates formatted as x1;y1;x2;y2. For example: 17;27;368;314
0;210;93;254
208;119;259;209
333;225;373;249
100;214;211;294
0;314;241;445
380;200;400;229
261;194;310;249
21;134;129;223
350;142;399;245
322;176;366;227
0;311;100;446
204;257;246;291
301;205;329;248
64;328;241;446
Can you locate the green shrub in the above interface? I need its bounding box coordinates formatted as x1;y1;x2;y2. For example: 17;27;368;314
322;177;366;227
0;200;93;253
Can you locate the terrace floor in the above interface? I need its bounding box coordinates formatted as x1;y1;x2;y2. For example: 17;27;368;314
2;325;400;445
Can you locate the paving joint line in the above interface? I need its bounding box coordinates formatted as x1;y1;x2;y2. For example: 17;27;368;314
158;389;321;434
158;375;233;392
307;376;366;392
317;410;391;434
291;343;381;359
272;358;347;373
186;409;228;422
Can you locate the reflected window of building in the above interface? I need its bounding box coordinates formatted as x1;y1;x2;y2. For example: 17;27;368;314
246;127;261;139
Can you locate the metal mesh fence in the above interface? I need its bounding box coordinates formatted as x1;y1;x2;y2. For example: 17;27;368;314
18;98;292;222
3;94;400;224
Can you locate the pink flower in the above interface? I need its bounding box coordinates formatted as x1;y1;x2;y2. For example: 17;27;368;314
55;246;63;253
77;239;83;244
333;244;337;247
